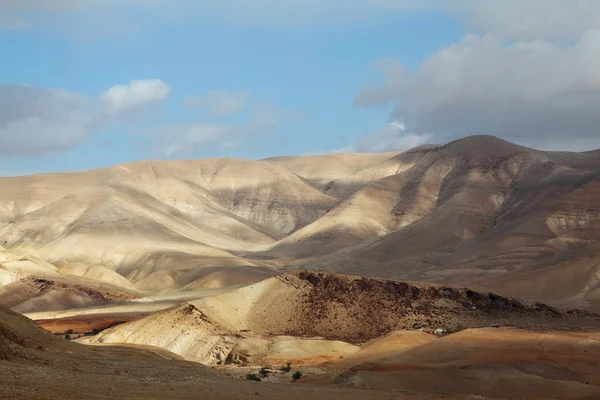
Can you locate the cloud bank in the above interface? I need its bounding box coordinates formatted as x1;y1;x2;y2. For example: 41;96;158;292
356;31;600;151
0;79;169;156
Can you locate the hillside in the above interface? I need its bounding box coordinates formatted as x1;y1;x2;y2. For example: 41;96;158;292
0;304;448;400
333;328;600;400
86;271;600;365
1;135;600;311
3;279;600;400
0;305;59;360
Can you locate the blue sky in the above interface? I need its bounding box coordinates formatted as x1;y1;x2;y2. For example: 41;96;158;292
1;1;600;175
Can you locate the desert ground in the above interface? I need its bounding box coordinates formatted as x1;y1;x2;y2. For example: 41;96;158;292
2;301;600;400
2;136;600;399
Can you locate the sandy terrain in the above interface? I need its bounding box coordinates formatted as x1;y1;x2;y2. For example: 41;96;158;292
333;328;600;400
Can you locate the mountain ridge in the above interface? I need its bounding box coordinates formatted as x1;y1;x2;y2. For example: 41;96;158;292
2;135;600;312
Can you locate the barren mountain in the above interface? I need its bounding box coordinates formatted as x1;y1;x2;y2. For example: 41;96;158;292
2;135;600;311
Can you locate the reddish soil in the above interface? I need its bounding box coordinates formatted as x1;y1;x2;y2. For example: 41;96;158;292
35;313;144;334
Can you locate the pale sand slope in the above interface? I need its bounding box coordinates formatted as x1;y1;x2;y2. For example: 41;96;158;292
0;158;334;294
0;239;276;314
82;302;362;366
22;280;252;324
264;151;403;198
0;275;139;314
0;247;143;314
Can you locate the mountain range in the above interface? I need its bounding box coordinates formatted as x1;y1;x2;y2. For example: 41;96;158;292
2;135;600;312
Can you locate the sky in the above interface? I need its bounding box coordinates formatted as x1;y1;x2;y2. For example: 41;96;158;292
1;0;600;175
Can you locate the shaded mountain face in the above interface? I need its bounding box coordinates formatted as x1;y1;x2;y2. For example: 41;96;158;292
1;135;600;311
0;305;65;360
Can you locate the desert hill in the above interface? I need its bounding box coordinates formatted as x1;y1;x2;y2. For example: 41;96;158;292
0;304;62;360
2;135;600;311
3;303;600;400
85;270;600;365
0;304;457;400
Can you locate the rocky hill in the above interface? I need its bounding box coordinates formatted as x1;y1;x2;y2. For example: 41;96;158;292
87;271;600;364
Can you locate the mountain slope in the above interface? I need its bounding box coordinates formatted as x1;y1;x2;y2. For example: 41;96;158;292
1;136;600;311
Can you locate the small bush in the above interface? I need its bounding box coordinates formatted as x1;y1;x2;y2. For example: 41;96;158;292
64;334;71;340
280;362;292;373
66;329;73;335
92;328;100;335
246;373;261;382
292;371;302;381
259;367;270;377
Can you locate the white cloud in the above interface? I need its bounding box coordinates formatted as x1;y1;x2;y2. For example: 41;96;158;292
0;81;291;158
356;30;600;151
158;123;234;157
0;79;170;156
0;86;96;156
358;125;433;152
355;58;407;106
0;14;29;30
147;103;292;157
185;90;251;117
448;0;600;42
100;79;171;115
6;1;600;155
339;122;433;153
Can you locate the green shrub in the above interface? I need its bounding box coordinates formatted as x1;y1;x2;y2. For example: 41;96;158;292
292;371;302;381
280;362;292;373
65;334;71;340
259;367;270;377
246;373;261;382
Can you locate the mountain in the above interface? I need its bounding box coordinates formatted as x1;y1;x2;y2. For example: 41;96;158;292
2;135;600;312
